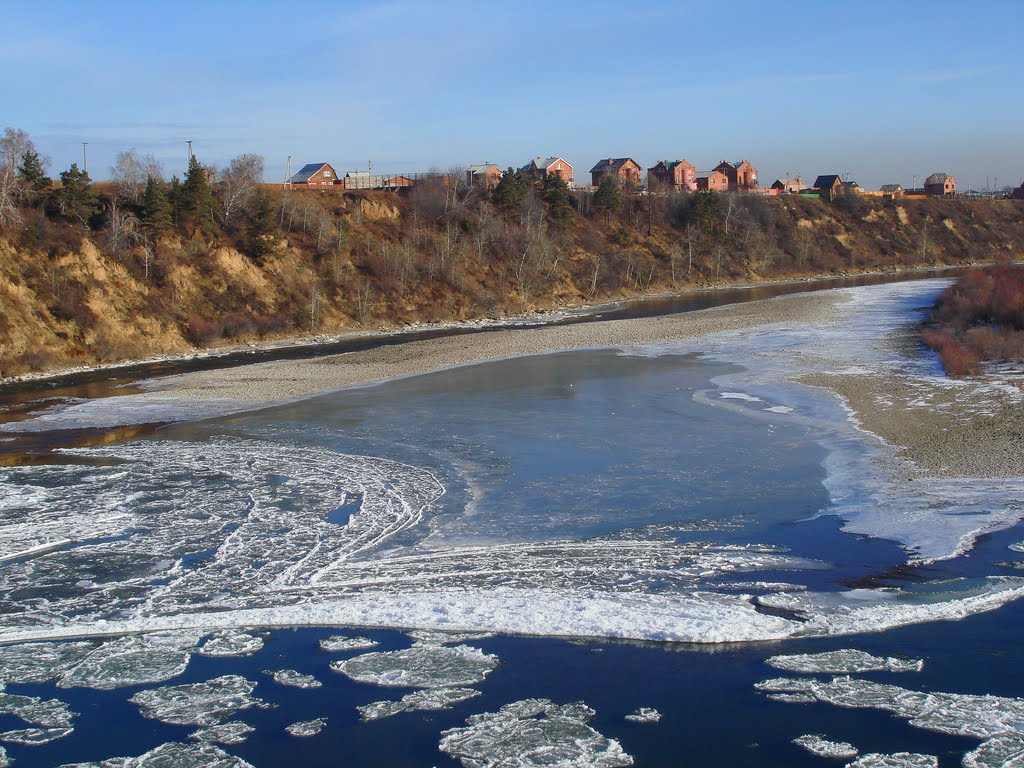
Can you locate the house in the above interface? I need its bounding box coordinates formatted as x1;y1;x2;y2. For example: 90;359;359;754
714;160;758;192
343;172;412;190
521;157;574;186
696;170;729;192
648;160;697;192
1012;182;1024;200
770;178;802;194
842;180;861;192
813;174;844;202
924;173;956;197
879;183;905;199
288;162;338;186
590;158;643;188
466;164;503;189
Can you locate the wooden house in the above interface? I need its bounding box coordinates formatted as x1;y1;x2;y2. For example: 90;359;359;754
288;162;338;186
813;174;844;202
590;158;643;188
714;160;758;191
879;183;905;199
648;160;697;192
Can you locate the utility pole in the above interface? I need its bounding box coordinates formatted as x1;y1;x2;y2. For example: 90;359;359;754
186;140;193;163
285;155;292;185
81;142;88;175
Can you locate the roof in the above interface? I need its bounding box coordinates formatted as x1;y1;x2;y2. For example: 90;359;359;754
813;174;843;188
771;178;801;188
467;164;500;175
522;157;570;172
716;160;753;171
842;181;860;188
288;162;331;183
590;158;640;173
879;184;904;193
925;173;953;185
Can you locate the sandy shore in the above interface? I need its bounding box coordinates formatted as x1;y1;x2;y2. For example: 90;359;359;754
145;290;844;403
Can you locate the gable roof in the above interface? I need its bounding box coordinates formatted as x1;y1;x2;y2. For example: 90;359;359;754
467;164;501;175
289;162;332;183
590;157;640;173
522;157;571;172
925;172;953;185
813;174;843;188
879;184;904;193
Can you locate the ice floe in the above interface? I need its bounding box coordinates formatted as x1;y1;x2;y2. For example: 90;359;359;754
439;698;633;768
624;707;661;723
0;746;7;767
319;635;379;652
1010;542;1024;554
58;741;255;767
793;734;859;759
265;669;321;688
719;392;763;402
331;644;497;689
286;718;326;737
130;675;268;726
358;687;481;721
963;732;1024;768
408;629;495;646
0;640;96;684
846;754;937;768
57;631;201;690
766;649;922;675
0;690;76;728
198;631;264;657
190;721;255;745
0;725;74;744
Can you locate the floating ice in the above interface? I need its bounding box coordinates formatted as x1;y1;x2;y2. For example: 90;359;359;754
0;691;75;728
286;718;326;737
319;635;379;653
439;698;634;768
963;733;1024;768
198;631;264;657
793;734;858;759
846;754;937;768
767;692;817;704
265;669;321;689
0;641;96;684
408;630;495;646
130;675;268;726
1010;543;1024;554
332;644;497;689
719;392;762;402
0;726;74;745
358;687;481;721
766;649;922;675
190;721;255;745
57;632;201;690
0;746;7;767
624;707;661;723
58;741;255;767
764;405;794;413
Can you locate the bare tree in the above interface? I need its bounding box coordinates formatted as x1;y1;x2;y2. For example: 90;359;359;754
112;149;147;204
218;153;264;228
104;199;144;257
0;127;35;227
144;154;165;182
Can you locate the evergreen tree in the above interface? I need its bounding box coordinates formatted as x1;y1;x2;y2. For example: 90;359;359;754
246;188;277;260
58;163;99;224
141;175;173;236
180;155;213;237
491;168;529;217
593;174;622;222
16;150;50;205
541;171;574;222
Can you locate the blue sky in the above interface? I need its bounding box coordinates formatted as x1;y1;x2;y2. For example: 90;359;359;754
3;1;1021;190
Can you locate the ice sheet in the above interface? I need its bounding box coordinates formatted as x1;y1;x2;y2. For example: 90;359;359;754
792;734;858;759
190;721;255;745
0;691;75;728
624;707;661;723
286;718;326;737
0;726;74;745
766;649;922;674
963;733;1024;768
846;754;937;768
130;675;268;726
57;632;201;690
331;644;497;689
357;687;481;721
439;698;634;768
58;741;255;767
198;632;264;657
319;635;379;652
265;669;321;689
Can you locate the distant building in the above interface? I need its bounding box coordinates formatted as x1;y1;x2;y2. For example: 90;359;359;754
842;180;861;192
879;183;905;199
647;160;697;192
1013;182;1024;200
924;173;956;197
289;162;338;186
522;157;574;186
343;172;412;190
714;160;758;192
770;178;802;194
812;174;844;202
696;169;729;192
466;164;503;189
590;158;643;188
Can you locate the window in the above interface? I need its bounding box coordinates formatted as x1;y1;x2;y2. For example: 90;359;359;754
324;171;332;178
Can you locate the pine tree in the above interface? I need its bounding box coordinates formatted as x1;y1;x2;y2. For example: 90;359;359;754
541;171;574;222
16;150;50;205
491;168;529;217
593;174;622;222
141;176;172;236
246;188;277;260
180;154;213;237
58;163;99;224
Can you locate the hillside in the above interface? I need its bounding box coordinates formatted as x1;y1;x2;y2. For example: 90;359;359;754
1;180;1023;379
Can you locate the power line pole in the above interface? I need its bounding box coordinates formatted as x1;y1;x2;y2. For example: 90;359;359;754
81;142;88;175
186;139;193;166
285;155;292;185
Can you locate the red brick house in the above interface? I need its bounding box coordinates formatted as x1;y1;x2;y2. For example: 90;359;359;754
522;157;574;186
714;160;758;192
696;170;728;192
466;164;503;189
648;160;697;192
924;173;956;197
288;162;338;186
590;158;643;188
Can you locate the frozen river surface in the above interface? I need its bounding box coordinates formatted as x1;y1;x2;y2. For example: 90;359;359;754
1;280;1023;766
